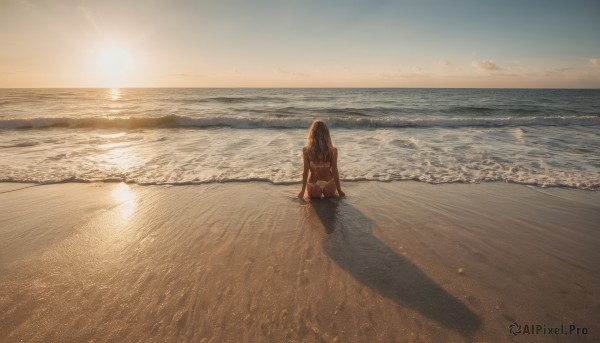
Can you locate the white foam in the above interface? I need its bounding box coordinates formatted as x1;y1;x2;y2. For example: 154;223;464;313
0;126;598;190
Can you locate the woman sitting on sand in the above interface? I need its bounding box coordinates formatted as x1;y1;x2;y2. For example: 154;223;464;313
298;120;345;199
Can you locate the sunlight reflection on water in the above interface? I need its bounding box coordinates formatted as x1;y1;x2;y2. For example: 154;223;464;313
108;88;121;101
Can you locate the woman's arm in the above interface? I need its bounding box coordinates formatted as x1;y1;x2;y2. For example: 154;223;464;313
298;148;310;198
331;148;345;197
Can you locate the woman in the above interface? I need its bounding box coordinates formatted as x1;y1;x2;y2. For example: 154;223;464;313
298;120;345;199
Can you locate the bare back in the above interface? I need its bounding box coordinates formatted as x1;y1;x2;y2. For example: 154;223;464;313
304;147;336;183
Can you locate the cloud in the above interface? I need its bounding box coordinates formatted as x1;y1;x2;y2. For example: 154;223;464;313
276;69;309;77
227;69;244;76
435;59;453;68
377;69;400;78
15;0;36;10
78;6;101;35
175;73;205;78
409;67;431;77
543;67;573;77
471;60;501;71
588;58;600;67
377;67;429;78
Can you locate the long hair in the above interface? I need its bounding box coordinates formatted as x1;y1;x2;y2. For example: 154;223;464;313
306;120;334;163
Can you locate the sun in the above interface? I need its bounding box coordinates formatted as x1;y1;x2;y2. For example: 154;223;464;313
97;45;134;76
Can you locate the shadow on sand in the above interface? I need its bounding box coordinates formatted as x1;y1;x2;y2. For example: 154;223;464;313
309;197;481;337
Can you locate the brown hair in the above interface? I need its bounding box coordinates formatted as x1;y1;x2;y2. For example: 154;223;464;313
306;120;334;164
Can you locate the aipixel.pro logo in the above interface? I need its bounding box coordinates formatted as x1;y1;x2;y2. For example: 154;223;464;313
509;321;588;336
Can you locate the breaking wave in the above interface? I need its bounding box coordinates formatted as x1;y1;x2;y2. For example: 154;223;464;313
1;115;599;130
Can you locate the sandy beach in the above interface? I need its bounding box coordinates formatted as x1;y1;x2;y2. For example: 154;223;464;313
2;0;600;340
1;181;598;342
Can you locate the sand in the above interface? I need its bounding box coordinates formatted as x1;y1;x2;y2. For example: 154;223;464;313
0;181;599;342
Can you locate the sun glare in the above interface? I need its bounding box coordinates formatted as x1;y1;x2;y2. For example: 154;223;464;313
111;182;137;223
98;46;134;76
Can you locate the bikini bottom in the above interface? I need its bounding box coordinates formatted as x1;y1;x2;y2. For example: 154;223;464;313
311;179;334;191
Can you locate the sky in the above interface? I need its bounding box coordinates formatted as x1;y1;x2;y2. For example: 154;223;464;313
0;0;599;88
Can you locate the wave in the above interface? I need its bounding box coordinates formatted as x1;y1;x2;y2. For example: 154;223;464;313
1;176;597;190
1;115;599;130
181;96;287;104
263;106;376;116
1;141;40;148
443;106;545;115
445;106;497;113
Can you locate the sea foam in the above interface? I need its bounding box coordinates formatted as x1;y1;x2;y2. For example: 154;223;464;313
1;88;599;190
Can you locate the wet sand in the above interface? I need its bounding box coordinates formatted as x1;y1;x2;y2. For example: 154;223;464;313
1;182;599;342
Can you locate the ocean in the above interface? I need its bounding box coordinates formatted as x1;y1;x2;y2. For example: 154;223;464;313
0;88;598;189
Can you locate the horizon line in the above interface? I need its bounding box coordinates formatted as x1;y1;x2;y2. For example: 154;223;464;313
1;86;600;90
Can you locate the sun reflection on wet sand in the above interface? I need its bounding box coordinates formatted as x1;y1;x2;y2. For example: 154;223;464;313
111;182;137;222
